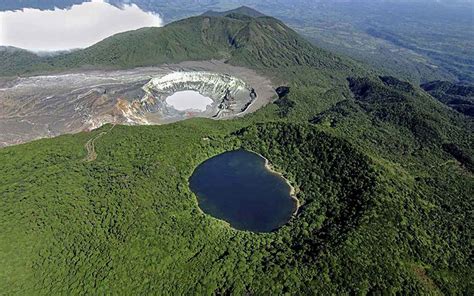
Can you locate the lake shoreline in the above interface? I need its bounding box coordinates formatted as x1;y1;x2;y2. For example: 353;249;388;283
253;151;301;216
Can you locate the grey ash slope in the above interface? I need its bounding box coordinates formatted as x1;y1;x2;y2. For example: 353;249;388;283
0;6;472;296
0;8;365;148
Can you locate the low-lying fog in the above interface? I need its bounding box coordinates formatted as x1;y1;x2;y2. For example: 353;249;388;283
0;0;163;52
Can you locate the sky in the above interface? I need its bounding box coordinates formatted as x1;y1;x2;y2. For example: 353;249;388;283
0;0;163;51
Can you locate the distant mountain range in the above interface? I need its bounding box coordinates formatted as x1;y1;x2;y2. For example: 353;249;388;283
1;7;472;295
2;1;472;84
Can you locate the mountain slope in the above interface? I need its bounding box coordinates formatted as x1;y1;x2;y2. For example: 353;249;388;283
0;8;472;295
202;6;266;18
0;11;358;76
421;80;474;117
0;46;49;75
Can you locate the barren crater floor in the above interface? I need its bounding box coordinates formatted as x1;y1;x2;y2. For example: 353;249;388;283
0;60;275;147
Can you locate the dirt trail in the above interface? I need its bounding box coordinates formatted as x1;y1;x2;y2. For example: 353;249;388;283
83;125;115;162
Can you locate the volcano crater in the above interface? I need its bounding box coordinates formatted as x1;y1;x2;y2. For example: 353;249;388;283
141;71;257;119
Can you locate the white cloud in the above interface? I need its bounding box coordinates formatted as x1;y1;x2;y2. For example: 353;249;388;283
0;0;163;51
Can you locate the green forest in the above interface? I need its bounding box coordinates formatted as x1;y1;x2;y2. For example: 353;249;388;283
1;9;473;295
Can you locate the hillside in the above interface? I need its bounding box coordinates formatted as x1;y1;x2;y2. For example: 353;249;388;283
101;1;474;84
0;46;49;75
1;8;472;295
421;80;474;117
0;10;359;77
202;6;266;18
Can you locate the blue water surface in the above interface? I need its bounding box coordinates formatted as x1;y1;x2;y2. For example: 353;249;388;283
189;150;296;232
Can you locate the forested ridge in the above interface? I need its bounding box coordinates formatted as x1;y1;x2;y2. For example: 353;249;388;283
0;10;360;77
0;8;472;295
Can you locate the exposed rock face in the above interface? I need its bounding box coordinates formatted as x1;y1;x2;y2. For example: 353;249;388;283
139;71;255;119
146;72;248;95
0;60;276;147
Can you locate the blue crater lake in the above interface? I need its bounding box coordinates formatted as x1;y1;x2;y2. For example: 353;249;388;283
189;150;298;232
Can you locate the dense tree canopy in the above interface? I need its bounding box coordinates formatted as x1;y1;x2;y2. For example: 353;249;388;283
1;10;472;295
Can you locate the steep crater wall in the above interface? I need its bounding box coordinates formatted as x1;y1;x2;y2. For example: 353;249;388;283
0;61;276;147
140;71;257;119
